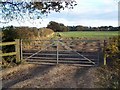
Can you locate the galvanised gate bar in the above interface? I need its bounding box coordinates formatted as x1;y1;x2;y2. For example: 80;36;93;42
21;39;102;66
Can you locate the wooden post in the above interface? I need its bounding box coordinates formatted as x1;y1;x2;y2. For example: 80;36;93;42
15;39;20;63
104;40;106;65
57;39;59;64
20;39;23;61
97;40;100;66
104;54;107;65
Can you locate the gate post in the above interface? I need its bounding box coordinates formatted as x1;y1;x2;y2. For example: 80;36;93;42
57;39;59;64
97;40;100;66
104;40;107;65
15;39;20;63
20;39;23;61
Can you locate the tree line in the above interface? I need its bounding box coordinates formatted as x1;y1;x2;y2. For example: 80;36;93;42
47;21;120;32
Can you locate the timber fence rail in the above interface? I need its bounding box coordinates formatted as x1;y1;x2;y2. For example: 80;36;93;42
0;39;20;63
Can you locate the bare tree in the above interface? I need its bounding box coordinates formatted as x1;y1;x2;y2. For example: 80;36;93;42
0;0;77;23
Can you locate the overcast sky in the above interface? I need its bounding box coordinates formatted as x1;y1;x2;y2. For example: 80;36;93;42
0;0;119;28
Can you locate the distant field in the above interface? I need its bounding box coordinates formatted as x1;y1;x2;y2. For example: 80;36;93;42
58;31;119;39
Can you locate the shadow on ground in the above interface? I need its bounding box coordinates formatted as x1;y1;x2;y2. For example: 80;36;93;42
2;65;55;89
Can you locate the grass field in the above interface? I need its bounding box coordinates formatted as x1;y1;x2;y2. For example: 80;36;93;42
58;31;119;39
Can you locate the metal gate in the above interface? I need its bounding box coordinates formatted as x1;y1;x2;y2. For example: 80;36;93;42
21;39;101;66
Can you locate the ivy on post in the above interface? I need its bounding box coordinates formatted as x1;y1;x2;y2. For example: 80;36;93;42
15;39;20;63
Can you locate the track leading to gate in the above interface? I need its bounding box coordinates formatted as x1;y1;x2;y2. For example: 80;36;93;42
22;39;101;66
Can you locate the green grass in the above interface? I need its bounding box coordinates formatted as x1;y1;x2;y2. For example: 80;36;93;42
58;31;119;39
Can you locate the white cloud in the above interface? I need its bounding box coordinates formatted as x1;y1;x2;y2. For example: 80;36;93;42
40;17;118;27
0;0;119;27
66;0;118;15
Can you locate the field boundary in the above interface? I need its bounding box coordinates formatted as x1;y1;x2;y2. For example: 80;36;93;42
0;39;21;63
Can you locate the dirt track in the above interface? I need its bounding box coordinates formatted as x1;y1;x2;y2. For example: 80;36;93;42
2;64;98;88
